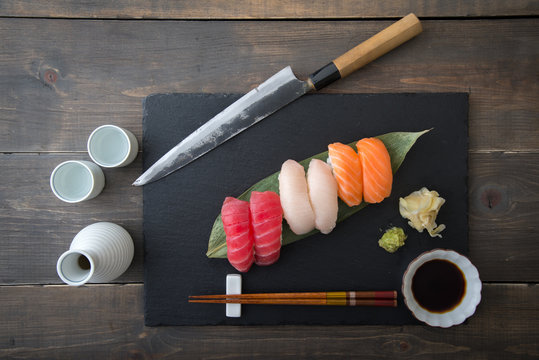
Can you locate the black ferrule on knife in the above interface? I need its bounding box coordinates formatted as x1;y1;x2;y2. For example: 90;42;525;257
308;62;341;91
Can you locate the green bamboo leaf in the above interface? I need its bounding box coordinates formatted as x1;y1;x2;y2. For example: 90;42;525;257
206;129;430;258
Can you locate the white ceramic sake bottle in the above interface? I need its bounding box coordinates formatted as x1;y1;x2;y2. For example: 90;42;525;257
56;222;134;286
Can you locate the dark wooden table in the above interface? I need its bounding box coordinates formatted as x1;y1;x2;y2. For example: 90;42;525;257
1;1;538;358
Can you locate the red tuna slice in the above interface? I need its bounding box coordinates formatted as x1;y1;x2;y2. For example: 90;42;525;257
255;250;281;266
254;235;281;255
221;198;250;225
227;246;254;272
249;191;283;266
233;255;255;273
254;242;280;258
221;197;254;272
225;229;253;250
227;236;254;263
252;220;282;246
220;221;250;240
253;225;281;258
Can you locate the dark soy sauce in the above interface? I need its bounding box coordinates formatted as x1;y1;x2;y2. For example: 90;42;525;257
412;259;466;313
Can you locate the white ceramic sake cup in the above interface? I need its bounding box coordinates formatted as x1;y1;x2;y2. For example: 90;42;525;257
56;222;134;286
50;160;105;203
402;249;482;328
87;125;138;168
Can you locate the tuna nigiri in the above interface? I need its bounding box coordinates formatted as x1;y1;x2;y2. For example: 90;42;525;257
356;137;392;203
327;142;363;207
250;191;283;266
307;159;339;234
221;197;255;272
278;159;316;235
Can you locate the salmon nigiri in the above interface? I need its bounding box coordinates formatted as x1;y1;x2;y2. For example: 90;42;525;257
221;197;255;272
327;142;363;207
356;137;393;203
250;191;283;266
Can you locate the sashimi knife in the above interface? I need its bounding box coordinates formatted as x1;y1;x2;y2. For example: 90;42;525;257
133;13;422;186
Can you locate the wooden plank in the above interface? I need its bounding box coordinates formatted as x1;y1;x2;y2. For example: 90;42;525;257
0;283;537;359
469;152;539;282
1;151;538;284
1;19;537;153
0;0;538;19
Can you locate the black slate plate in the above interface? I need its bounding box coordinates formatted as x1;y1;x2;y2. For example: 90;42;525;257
142;93;468;326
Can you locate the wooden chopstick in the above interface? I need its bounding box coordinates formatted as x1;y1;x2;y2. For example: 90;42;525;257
188;291;397;307
190;291;396;300
189;298;397;307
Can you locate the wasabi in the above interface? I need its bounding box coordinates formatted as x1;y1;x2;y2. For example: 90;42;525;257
378;227;407;253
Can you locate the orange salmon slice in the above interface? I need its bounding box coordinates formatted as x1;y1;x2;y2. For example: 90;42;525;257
356;138;392;203
327;142;363;207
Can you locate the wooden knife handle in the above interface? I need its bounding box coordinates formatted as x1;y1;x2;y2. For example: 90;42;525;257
308;13;422;90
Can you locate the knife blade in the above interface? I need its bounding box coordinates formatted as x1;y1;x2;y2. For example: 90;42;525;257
133;13;422;186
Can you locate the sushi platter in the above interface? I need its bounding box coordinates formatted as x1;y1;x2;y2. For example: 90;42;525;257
142;92;468;325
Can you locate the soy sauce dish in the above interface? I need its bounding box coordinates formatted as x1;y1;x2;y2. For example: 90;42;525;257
402;249;482;328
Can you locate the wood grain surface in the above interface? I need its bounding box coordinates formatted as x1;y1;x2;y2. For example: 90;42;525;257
1;19;537;152
1;3;538;359
1;0;538;19
1;284;537;359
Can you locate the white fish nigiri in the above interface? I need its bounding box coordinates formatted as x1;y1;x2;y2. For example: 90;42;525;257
307;159;339;234
278;159;315;235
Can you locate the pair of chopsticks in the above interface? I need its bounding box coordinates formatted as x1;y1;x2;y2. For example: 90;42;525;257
189;291;397;307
